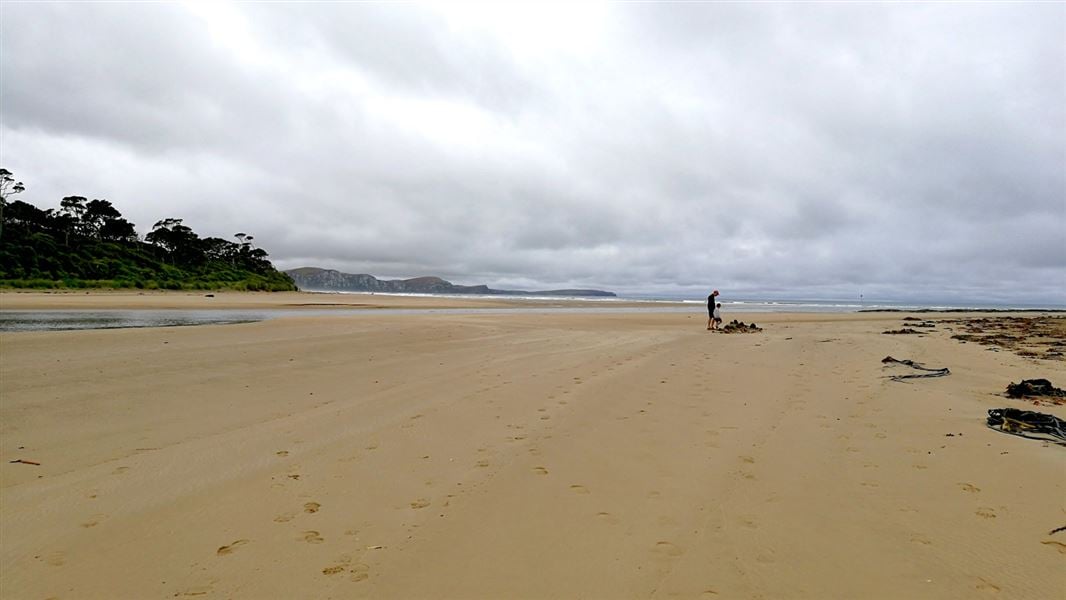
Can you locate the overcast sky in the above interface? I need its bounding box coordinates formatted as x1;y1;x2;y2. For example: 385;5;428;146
2;2;1063;303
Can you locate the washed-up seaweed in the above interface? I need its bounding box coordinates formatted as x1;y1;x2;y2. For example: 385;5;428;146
944;316;1066;361
883;328;922;335
986;408;1066;446
1005;379;1066;400
720;320;762;333
881;356;950;381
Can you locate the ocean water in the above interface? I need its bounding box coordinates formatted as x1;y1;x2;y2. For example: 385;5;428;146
327;291;1064;313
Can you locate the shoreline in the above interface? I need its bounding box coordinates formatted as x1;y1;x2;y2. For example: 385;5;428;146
859;308;1066;313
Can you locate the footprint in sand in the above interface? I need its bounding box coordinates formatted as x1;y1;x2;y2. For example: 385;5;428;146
700;589;720;597
976;507;997;519
475;460;490;468
179;585;214;597
739;517;758;529
304;502;321;514
569;484;590;495
216;539;249;555
910;534;932;546
410;499;431;509
40;551;66;566
349;563;370;582
275;450;289;457
532;466;549;475
321;554;356;575
739;456;755;464
1041;540;1066;554
112;466;129;475
959;483;981;493
301;531;324;544
274;512;296;523
652;541;683;557
595;512;620;525
975;578;1001;593
80;514;106;528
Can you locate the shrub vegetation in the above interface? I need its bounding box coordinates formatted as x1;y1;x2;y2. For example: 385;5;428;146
0;169;296;291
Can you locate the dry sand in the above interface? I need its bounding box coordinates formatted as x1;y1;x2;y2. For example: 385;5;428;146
1;292;1064;599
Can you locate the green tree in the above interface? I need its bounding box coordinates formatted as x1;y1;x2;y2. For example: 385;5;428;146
4;199;48;230
99;217;137;242
146;218;203;264
83;199;122;238
0;168;26;241
58;196;89;245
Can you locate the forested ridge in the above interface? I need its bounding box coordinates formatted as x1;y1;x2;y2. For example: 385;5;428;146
0;169;296;291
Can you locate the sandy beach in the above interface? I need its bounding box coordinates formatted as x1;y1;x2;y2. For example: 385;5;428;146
1;292;1063;599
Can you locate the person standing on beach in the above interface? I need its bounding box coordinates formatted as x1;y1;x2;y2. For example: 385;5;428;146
707;289;720;330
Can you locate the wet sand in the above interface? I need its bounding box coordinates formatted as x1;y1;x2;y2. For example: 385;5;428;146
0;289;666;311
1;293;1063;598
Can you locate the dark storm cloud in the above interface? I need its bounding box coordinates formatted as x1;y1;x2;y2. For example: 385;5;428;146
1;2;1062;304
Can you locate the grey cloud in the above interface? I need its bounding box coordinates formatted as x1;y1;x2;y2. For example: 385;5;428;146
2;2;1063;304
241;4;540;116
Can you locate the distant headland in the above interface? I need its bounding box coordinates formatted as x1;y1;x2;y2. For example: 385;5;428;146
286;267;616;298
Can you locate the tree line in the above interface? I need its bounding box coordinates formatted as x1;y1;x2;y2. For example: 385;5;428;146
0;169;296;291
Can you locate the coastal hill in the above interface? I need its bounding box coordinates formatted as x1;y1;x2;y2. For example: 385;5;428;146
286;267;616;298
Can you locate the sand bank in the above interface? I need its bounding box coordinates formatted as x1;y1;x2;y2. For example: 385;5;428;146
0;290;672;311
1;306;1063;598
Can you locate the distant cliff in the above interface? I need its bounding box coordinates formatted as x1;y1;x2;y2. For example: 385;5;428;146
286;267;616;298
